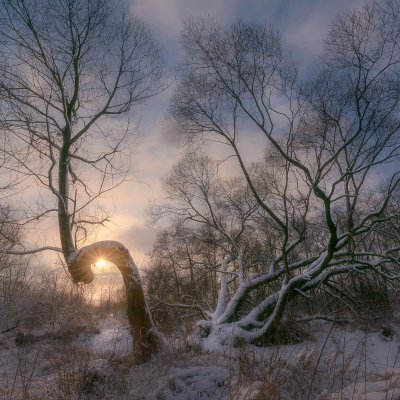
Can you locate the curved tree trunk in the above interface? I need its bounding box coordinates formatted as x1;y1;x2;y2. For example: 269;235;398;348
68;240;163;362
57;121;162;362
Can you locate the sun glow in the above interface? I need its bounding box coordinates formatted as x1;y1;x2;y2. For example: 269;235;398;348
96;258;107;269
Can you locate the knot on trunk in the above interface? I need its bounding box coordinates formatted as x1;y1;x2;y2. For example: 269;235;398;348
68;256;94;284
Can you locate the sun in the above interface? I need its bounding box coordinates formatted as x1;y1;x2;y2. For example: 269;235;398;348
96;258;107;269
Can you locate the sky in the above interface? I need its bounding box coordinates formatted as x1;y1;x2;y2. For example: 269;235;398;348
31;0;367;272
90;0;365;268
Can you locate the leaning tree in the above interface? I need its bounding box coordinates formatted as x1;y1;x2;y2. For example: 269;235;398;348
0;0;165;361
169;1;400;346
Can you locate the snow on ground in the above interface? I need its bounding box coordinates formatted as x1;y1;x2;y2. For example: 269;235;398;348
307;323;400;400
86;316;132;354
326;376;400;400
148;366;230;399
1;315;399;399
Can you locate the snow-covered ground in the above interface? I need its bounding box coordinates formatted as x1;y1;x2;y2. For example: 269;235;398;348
1;315;399;399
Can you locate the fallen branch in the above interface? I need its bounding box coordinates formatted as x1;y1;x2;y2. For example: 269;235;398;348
295;315;350;324
0;319;20;334
152;300;209;320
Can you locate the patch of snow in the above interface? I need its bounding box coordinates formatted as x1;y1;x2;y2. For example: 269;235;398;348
325;369;400;400
85;316;132;354
149;366;230;400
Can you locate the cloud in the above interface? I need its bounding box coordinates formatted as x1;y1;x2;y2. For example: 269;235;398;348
131;0;238;36
158;119;184;148
130;0;367;78
280;0;366;59
115;223;157;264
130;0;239;67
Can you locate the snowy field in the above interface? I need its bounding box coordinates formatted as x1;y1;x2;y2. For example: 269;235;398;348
1;314;399;399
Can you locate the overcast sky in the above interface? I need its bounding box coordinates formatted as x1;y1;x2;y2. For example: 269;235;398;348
89;0;366;267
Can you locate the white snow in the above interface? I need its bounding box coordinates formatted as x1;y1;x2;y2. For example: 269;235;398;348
149;366;230;400
326;377;400;400
86;316;132;354
1;314;399;399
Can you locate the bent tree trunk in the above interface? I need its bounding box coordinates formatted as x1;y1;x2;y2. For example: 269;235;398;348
54;125;162;362
56;116;163;362
68;241;162;362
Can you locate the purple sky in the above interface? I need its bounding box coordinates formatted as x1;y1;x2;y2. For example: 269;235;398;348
82;0;367;266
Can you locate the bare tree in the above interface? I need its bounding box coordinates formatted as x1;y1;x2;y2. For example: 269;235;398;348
0;0;165;361
147;153;259;327
169;1;400;345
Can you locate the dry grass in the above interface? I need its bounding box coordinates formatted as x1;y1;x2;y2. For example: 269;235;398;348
46;343;103;400
0;260;128;399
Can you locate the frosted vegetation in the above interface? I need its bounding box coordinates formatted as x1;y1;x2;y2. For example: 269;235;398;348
0;0;400;398
0;267;399;399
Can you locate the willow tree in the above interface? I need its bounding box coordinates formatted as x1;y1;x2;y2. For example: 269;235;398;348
0;0;165;361
170;1;400;346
